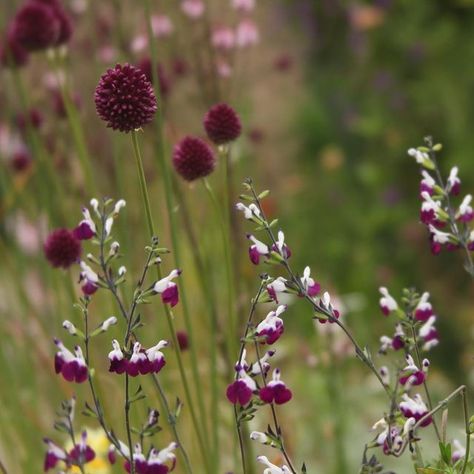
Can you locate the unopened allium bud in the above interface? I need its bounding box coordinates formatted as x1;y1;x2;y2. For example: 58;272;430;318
44;228;81;269
62;320;77;335
204;103;242;145
172;136;215;181
94;64;157;132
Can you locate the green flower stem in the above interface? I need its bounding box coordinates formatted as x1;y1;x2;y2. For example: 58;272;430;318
203;177;238;362
48;53;97;195
143;2;212;463
461;389;471;474
131;130;211;471
10;68;64;223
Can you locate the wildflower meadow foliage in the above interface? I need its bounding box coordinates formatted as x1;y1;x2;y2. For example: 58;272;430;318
1;1;474;474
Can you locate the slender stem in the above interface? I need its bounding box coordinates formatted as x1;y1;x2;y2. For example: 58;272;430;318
150;375;193;474
410;324;441;441
130;131;211;470
143;2;212;456
0;459;7;474
203;178;238;360
125;375;135;474
461;389;471;474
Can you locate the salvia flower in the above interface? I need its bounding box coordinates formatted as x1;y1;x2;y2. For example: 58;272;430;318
43;439;67;471
452;439;466;463
414;292;433;321
73;207;96;240
172;136;216;181
256;455;291;473
152;269;181;307
399;393;432;426
420;170;436;196
266;277;287;303
408;148;433;169
447;167;461;196
226;369;257;405
123;442;177;474
250;350;275;376
79;261;99;295
418;316;439;351
379;287;398;316
429;225;454;254
375;425;403;455
204;102;242;145
456;194;474;222
235;202;262;223
54;339;88;383
300;266;320;297
255;305;286;344
247;233;269;265
94;63;157;132
318;291;340;324
68;431;96;466
271;230;291;259
109;340;168;376
44;228;81;269
259;368;292;405
399;355;429;388
420;191;447;226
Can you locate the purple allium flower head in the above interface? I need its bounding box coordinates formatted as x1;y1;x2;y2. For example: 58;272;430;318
172;136;215;181
11;2;60;51
44;228;81;268
0;30;29;67
137;57;171;98
94;63;158;132
204;103;242;145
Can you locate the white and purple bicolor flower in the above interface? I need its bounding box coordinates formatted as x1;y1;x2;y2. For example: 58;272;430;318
318;291;340;324
429;225;455;255
399;393;432;426
456;195;474;222
124;442;178;474
226;368;257;406
399;355;429;387
255;305;286;344
414;292;433;322
152;269;181;307
68;431;96;466
266;277;287;303
420;171;436;197
420;191;445;226
379;287;398;316
379;324;405;353
235;202;262;223
408;147;431;166
256;455;291;473
447;167;461;196
247;234;270;265
271;231;292;259
54;339;88;383
73;207;96;240
300;266;320;297
452;439;466;463
79;261;99;296
43;439;67;471
374;423;403;455
109;340;168;377
259;368;292;405
251;350;275;376
418;316;439;351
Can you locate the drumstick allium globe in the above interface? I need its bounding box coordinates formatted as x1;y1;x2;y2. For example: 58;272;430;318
203;103;242;145
94;63;157;133
172;136;216;181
